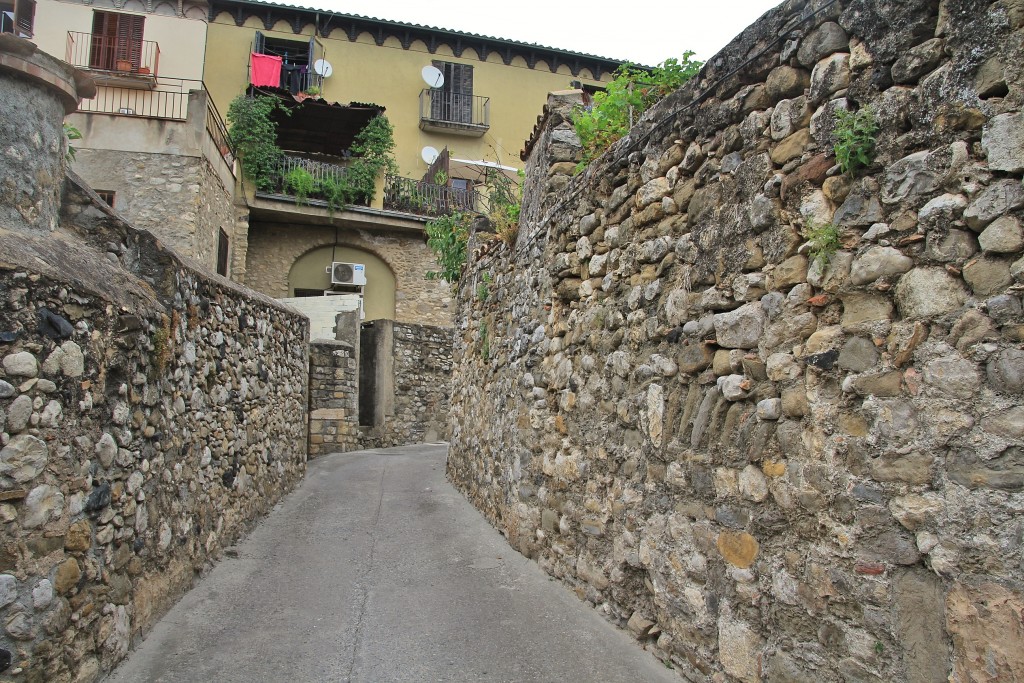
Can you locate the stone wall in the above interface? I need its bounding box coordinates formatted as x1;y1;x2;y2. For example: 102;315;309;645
68;89;241;279
448;1;1024;680
71;148;234;276
308;340;360;457
0;37;309;682
244;222;453;327
360;321;453;449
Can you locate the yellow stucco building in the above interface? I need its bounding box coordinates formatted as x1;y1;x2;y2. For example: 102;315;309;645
18;0;621;329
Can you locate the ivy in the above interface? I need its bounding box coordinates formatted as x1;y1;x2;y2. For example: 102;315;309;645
226;94;286;191
572;54;702;170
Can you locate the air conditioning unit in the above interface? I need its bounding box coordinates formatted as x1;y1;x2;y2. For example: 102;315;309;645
327;262;366;286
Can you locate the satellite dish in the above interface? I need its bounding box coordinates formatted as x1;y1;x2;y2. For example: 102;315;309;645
421;146;440;164
313;59;333;78
421;65;444;88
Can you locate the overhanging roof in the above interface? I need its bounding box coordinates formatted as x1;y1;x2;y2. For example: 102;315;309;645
210;0;627;80
252;86;385;155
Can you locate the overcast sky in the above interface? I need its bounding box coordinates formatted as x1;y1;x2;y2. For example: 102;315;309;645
284;0;783;66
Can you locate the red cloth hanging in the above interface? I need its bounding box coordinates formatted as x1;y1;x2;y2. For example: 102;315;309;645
250;52;282;87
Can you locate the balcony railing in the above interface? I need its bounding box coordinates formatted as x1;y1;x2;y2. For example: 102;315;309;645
66;31;159;82
77;77;198;120
418;89;489;136
71;78;236;174
382;174;481;217
267;155;370;208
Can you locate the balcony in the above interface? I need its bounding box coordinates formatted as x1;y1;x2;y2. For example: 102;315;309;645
418;89;489;137
382;174;481;217
260;155;371;209
66;30;159;88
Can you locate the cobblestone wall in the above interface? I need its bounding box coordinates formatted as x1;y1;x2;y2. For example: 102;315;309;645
449;1;1024;680
308;340;360;457
0;39;309;681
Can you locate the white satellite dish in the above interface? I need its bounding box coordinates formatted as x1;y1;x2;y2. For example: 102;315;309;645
313;59;333;78
421;146;440;164
421;65;444;88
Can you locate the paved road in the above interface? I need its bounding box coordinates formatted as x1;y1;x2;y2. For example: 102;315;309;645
107;444;678;682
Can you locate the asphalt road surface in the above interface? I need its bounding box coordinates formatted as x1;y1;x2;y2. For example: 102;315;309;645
106;444;679;683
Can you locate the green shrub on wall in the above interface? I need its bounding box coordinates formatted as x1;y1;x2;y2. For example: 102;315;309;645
572;54;702;170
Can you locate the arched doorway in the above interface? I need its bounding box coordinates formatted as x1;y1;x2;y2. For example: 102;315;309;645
288;246;396;321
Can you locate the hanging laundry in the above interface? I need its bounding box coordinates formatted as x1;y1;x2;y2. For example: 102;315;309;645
250;52;282;88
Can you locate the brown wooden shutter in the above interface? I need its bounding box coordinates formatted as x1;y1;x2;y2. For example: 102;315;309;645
91;11;144;71
14;0;34;37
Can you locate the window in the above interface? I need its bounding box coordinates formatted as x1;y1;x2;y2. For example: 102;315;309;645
0;0;34;38
95;190;116;207
251;32;322;94
90;11;144;72
217;228;230;277
431;61;473;124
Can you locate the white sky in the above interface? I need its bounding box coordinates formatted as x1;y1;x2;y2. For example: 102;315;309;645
283;0;783;66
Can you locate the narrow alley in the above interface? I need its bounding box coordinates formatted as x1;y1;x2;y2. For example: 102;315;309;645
105;445;678;682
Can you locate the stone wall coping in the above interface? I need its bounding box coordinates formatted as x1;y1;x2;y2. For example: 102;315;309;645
0;34;95;114
64;172;310;324
311;339;354;350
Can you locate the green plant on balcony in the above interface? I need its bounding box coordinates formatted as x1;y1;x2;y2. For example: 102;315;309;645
571;53;702;171
282;167;317;206
316;115;398;212
226;94;285;191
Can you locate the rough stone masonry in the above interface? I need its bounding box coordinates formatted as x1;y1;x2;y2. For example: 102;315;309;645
0;36;309;682
448;0;1024;680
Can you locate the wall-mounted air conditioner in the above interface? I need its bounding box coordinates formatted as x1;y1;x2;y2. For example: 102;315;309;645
327;262;366;286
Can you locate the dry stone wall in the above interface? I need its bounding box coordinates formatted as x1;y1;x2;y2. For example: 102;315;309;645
449;1;1024;680
0;38;309;682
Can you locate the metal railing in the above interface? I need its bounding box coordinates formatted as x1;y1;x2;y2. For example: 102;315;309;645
382;174;481;216
77;77;201;120
418;89;489;129
205;95;236;170
66;31;160;79
270;155;370;207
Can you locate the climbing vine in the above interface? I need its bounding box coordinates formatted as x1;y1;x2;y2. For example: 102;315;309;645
226;94;285;191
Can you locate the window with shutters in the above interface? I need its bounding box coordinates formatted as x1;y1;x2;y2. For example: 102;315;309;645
89;11;144;72
0;0;34;38
419;61;489;135
432;61;473;124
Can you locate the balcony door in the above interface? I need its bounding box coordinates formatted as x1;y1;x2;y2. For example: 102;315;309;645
431;61;473;124
90;11;144;72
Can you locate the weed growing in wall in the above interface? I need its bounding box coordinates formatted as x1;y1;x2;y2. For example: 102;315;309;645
804;221;841;269
833;106;878;175
63;122;82;162
426;211;471;284
571;54;702;170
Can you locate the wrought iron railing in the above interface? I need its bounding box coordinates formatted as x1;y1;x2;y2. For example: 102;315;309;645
76;77;199;120
418;90;489;129
205;95;236;170
382;174;481;216
66;31;160;78
269;155;370;207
